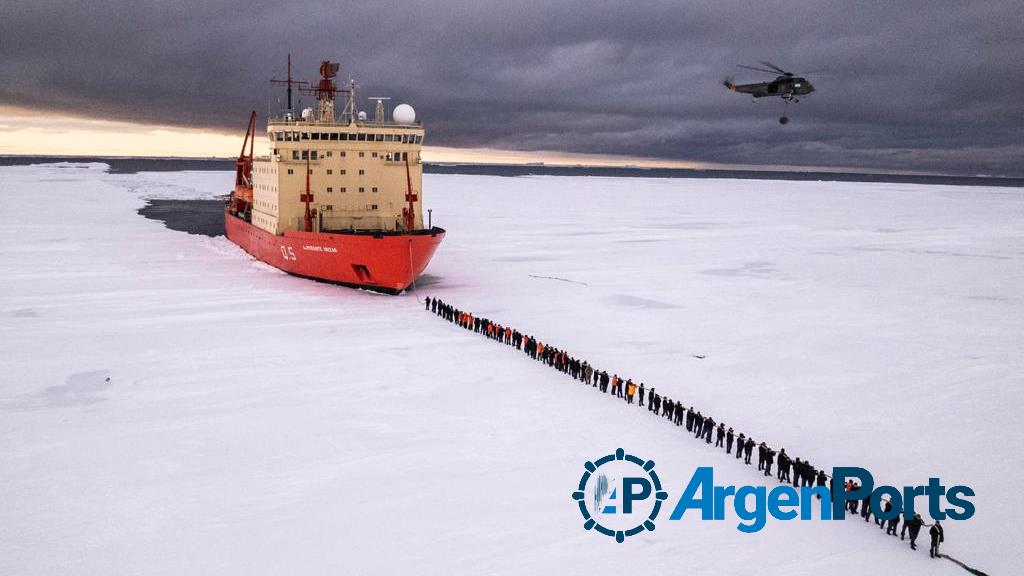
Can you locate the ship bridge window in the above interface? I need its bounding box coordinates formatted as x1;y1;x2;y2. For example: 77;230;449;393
372;152;378;158
292;150;299;160
414;135;422;144
339;133;349;141
329;133;338;141
375;134;384;142
312;133;320;141
321;132;329;140
357;133;367;141
401;135;409;144
302;132;309;140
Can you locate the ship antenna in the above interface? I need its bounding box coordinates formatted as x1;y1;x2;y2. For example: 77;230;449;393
368;96;391;123
271;54;309;116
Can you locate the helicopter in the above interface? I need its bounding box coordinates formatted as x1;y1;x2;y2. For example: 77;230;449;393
723;61;815;124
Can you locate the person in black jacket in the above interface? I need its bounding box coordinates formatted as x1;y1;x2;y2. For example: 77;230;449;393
735;433;745;460
904;513;924;550
638;382;645;407
715;423;725;448
887;513;900;536
763;446;775;477
704;417;715;443
778;450;791;483
929;520;944;558
744;438;754;464
425;296;431;310
878;500;892;528
725;427;735;454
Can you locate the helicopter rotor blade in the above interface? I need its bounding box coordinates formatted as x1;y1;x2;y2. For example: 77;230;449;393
737;64;780;74
759;61;791;75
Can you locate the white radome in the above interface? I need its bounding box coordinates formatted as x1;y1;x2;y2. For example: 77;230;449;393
301;107;313;120
393;103;416;124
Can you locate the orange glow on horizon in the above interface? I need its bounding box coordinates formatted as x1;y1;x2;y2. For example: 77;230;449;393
0;105;719;169
0;105;891;174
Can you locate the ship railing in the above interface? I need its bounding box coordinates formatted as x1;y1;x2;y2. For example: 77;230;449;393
299;214;409;233
268;117;422;129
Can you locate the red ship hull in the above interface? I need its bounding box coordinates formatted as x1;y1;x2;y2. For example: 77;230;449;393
225;210;444;294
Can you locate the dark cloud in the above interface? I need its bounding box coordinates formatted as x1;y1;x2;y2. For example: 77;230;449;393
2;0;1022;175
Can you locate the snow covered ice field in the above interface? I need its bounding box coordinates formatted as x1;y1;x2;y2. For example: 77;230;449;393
2;163;1022;575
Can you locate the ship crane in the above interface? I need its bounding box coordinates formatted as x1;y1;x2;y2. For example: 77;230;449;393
231;110;257;215
403;157;417;231
301;154;316;232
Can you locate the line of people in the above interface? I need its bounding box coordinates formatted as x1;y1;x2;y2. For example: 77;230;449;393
426;296;947;559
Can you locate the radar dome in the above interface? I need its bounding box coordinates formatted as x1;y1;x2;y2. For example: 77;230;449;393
393;103;416;124
301;107;313;120
357;110;367;121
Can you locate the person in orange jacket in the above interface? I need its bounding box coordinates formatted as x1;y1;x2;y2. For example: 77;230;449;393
626;380;636;404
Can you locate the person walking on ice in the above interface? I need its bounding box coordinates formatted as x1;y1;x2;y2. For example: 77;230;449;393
929;520;944;558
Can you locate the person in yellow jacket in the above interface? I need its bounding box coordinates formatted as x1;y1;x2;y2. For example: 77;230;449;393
626;380;636;404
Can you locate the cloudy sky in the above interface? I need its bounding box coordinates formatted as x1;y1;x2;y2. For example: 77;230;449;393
2;0;1022;175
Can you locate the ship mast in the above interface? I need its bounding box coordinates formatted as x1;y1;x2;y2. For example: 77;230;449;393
271;54;307;115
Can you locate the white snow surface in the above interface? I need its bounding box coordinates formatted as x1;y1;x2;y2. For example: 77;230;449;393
1;163;1022;575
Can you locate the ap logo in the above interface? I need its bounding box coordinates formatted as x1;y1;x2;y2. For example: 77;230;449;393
572;448;667;542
